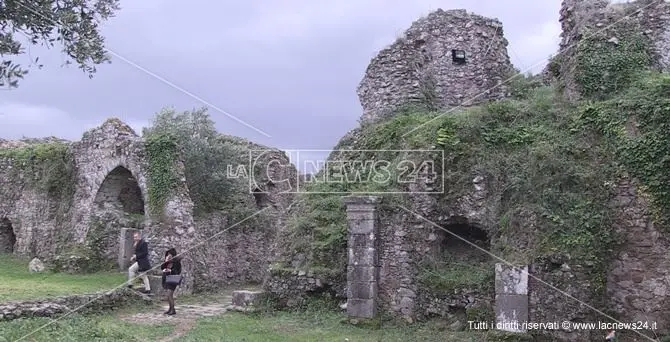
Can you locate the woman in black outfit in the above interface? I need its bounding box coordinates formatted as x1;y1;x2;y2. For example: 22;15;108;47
161;248;182;315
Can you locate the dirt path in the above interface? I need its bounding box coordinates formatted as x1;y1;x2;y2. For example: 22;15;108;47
119;287;260;341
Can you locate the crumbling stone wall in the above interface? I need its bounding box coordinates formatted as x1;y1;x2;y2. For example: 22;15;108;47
357;8;514;125
191;213;278;291
0;137;74;258
69;119;152;244
0;288;149;322
264;268;346;307
190;140;297;292
606;178;670;340
549;0;670;100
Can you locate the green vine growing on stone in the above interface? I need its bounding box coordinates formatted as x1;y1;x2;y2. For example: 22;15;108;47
574;25;652;100
579;72;670;229
144;133;179;216
0;142;75;198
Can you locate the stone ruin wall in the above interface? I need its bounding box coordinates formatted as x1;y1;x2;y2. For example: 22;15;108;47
0;118;297;295
605;178;670;339
267;159;670;340
548;0;670;100
191;145;297;292
539;1;670;339
357;9;514;125
0;137;75;259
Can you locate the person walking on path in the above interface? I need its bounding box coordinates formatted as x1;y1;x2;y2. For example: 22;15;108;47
127;231;151;293
161;247;183;315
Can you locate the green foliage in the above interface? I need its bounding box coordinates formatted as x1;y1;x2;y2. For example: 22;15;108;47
506;70;543;100
287;84;621;294
143;107;247;218
0;142;75;198
579;72;670;228
574;25;652;99
465;306;494;324
546;55;561;79
144;132;179;216
418;256;494;293
0;0;120;88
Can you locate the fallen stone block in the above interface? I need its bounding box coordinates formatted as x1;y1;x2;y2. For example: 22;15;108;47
29;258;45;273
231;290;265;310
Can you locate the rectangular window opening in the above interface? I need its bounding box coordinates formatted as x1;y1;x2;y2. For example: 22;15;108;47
452;49;466;64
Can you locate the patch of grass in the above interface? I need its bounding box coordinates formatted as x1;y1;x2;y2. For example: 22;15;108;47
418;257;494;293
0;313;173;342
176;311;490;342
0;254;125;301
0;292;531;342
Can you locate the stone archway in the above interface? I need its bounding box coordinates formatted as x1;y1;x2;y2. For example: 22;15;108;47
0;218;16;254
90;165;146;270
93;165;145;215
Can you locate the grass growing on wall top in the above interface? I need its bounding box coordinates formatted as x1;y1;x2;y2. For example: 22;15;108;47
0;142;75;198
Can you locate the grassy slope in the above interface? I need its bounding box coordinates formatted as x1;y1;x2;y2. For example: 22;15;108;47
175;311;493;342
0;254;125;301
0;309;504;342
0;313;174;342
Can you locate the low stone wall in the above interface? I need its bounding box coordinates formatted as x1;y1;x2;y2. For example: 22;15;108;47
263;267;346;307
0;289;150;322
417;288;493;322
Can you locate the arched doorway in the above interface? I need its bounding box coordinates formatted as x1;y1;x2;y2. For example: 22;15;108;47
94;165;145;215
0;218;16;254
90;166;146;270
419;216;493;299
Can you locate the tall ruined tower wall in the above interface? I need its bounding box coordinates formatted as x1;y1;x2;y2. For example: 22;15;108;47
549;0;670;100
357;9;514;125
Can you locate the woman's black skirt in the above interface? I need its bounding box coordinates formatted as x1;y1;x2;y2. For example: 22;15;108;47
162;273;179;291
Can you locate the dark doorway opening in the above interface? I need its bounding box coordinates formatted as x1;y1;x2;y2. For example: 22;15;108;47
0;218;16;254
93;166;145;214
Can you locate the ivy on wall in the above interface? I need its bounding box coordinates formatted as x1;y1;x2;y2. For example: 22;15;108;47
580;72;670;229
0;142;75;198
144;133;179;216
574;25;652;100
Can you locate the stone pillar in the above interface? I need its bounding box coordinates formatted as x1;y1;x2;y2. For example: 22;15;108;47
118;228;139;271
342;196;381;319
495;264;529;333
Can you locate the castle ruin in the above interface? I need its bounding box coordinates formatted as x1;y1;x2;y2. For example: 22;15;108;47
2;3;670;341
547;0;670;100
0;118;297;294
357;9;514;125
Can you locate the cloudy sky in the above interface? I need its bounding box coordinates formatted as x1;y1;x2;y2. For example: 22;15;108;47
0;0;590;172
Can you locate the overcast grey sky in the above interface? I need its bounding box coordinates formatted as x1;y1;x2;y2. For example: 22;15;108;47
0;0;587;172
